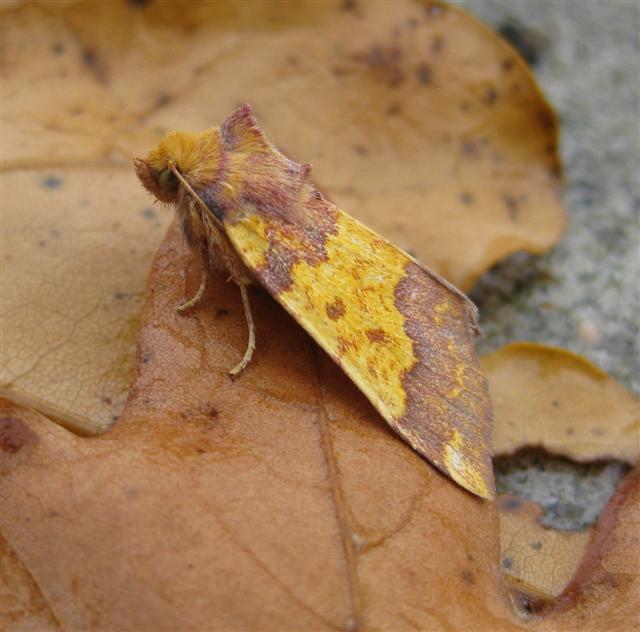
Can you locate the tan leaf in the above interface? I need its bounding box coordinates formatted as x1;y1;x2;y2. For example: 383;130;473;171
484;342;639;464
483;342;639;606
0;226;513;630
0;169;171;433
497;496;592;600
0;532;60;631
539;469;640;632
1;228;638;630
3;0;564;270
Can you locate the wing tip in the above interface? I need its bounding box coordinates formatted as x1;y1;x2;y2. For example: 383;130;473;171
445;457;496;500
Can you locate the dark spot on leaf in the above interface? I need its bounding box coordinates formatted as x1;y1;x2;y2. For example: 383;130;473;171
353;144;369;156
549;162;562;178
353;44;405;87
502;193;521;221
82;47;108;83
459;101;470;112
423;3;446;18
68;106;84;116
101;395;113;405
215;307;230;319
498;21;546;66
407;17;418;29
416;62;432;85
41;175;62;190
38;240;47;248
209;407;219;418
530;541;543;551
0;417;37;453
460;191;475;205
386;102;402;116
499;496;522;511
552;399;560;408
287;54;300;67
51;43;65;56
431;35;444;53
502;557;513;569
326;297;346;321
155;92;172;108
366;328;389;344
140;207;157;220
483;87;498;106
460;569;475;584
387;67;405;87
462;140;479;158
502;58;515;72
128;0;152;7
342;0;356;10
538;108;555;132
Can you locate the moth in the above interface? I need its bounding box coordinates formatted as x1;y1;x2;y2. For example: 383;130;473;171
135;104;494;499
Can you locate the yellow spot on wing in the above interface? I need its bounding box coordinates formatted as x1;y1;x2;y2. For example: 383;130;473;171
226;209;417;420
434;300;451;326
279;213;416;419
226;213;268;270
444;430;491;498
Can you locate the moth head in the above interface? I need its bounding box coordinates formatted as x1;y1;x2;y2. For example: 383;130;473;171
134;129;224;204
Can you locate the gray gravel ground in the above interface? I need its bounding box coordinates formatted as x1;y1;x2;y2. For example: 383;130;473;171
450;0;639;530
452;0;639;394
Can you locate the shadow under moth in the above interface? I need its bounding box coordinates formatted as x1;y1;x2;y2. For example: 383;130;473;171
135;104;494;499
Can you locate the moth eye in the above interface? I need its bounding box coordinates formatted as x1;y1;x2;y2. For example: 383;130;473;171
158;168;179;194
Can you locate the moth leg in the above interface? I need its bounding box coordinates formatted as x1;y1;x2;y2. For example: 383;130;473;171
176;269;208;313
229;284;256;379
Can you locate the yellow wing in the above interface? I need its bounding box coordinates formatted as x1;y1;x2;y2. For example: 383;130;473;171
223;200;494;499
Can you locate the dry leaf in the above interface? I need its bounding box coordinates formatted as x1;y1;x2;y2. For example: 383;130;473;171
0;534;60;631
484;342;639;464
483;342;639;603
0;225;512;630
539;469;640;632
1;226;638;631
1;0;564;432
497;496;592;600
0;169;170;434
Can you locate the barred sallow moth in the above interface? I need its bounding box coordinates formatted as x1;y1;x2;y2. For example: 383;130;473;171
135;105;493;498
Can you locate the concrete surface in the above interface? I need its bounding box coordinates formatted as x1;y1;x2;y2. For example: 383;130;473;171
453;0;639;394
451;0;639;529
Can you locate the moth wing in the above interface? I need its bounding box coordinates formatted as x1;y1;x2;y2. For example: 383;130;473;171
223;203;494;499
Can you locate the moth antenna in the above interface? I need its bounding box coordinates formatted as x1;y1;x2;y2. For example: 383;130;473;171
168;162;225;232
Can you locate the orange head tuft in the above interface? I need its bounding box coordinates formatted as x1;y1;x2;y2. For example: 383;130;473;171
134;128;224;203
